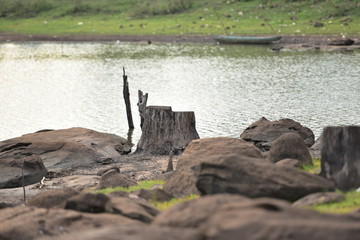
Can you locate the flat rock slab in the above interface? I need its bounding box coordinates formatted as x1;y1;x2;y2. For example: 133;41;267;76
0;206;140;240
153;194;360;240
293;192;345;207
0;127;132;171
0;175;100;207
240;117;314;151
45;224;203;240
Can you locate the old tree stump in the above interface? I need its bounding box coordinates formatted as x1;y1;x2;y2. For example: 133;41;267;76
136;106;200;155
320;126;360;190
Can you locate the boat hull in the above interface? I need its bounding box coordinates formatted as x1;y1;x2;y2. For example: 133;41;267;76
213;35;282;44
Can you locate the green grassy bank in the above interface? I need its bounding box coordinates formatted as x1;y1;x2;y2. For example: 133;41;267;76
0;0;359;37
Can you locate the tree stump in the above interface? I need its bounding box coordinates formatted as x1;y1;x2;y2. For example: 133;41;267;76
136;106;200;155
320;126;360;190
137;90;148;128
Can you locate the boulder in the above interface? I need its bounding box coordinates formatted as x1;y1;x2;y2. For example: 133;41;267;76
163;137;262;198
64;193;159;223
153;194;249;228
275;158;302;168
0;206;140;240
153;194;360;240
0;154;47;188
196;154;334;201
240;117;314;151
110;196;159;223
267;133;312;165
293;192;345;207
65;193;113;213
131;188;174;202
0;127;132;171
320;126;360;190
27;188;80;208
45;225;203;240
98;169;137;189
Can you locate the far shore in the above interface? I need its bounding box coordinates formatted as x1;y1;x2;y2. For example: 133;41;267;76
1;33;359;45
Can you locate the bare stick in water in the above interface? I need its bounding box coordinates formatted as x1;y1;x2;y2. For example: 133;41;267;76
123;67;134;129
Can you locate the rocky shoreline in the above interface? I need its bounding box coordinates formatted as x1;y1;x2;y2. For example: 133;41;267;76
1;33;360;52
0;117;359;239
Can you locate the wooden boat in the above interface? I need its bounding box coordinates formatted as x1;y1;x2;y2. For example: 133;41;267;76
213;35;282;44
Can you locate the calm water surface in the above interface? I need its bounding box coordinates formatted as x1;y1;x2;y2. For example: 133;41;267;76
0;42;359;145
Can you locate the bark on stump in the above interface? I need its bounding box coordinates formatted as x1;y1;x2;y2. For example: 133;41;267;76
136;106;200;155
320;126;360;190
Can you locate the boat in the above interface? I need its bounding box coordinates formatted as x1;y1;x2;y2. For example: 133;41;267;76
213;35;282;44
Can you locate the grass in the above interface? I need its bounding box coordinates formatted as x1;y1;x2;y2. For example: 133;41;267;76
310;190;360;214
97;180;165;194
298;158;360;214
300;157;321;174
0;0;359;37
151;194;199;210
96;179;199;210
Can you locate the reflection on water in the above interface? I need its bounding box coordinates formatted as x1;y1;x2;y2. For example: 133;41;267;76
0;42;359;146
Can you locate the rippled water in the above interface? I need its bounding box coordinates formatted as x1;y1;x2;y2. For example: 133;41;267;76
0;42;359;145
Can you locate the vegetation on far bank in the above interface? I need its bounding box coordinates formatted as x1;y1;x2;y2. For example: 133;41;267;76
0;0;359;37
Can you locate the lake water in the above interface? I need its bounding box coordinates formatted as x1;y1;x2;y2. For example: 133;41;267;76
0;42;359;145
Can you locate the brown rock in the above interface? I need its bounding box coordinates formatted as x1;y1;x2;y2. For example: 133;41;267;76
0;127;132;171
131;188;174;202
0;206;140;240
99;169;137;189
153;194;249;228
240;117;314;151
27;188;80;208
46;224;203;240
164;137;262;198
0;154;47;188
110;196;159;223
196;154;334;201
293;192;345;207
154;194;360;240
64;193;159;223
275;158;302;168
267;132;312;165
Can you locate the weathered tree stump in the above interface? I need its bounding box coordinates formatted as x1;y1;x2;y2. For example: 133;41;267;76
137;90;148;128
320;126;360;190
136;106;200;155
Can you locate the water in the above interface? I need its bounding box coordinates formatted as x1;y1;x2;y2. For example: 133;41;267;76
0;42;359;145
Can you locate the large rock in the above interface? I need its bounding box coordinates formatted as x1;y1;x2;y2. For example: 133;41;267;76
240;117;315;151
320;126;360;190
98;169;137;189
293;192;345;207
0;206;140;240
64;193;159;223
0;127;132;171
46;225;203;240
153;194;360;240
267;132;312;165
196;154;334;201
0;154;47;188
153;194;249;228
163;137;262;198
27;188;80;208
